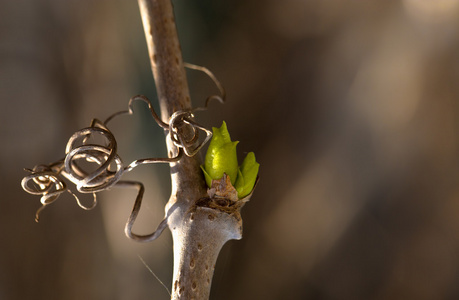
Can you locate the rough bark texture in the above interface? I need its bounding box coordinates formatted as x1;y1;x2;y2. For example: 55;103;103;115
137;0;245;299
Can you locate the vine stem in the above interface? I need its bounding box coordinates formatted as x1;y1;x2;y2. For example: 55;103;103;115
137;1;244;299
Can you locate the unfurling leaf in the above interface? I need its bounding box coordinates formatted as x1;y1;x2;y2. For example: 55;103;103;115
201;121;259;198
235;152;259;198
202;121;238;186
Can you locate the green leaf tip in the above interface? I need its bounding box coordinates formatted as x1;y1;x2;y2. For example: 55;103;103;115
203;121;239;185
201;121;259;199
235;152;259;198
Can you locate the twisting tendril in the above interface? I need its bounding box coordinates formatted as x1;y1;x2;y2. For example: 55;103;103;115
184;62;226;110
21;63;224;242
21;163;96;222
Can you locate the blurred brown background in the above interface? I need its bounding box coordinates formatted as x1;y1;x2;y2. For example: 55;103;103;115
2;0;459;299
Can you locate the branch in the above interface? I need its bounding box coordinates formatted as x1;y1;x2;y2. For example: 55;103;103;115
137;1;246;299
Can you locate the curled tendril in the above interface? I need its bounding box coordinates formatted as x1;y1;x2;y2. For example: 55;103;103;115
104;94;217;157
64;125;124;192
21;164;96;221
22;62;225;241
104;63;225;157
21;112;181;239
169;111;212;157
184;62;226;110
21;165;66;206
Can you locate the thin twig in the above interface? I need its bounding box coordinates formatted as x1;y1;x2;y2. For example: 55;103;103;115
137;1;247;299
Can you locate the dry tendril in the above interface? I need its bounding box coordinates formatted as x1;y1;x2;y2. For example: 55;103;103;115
21;63;225;242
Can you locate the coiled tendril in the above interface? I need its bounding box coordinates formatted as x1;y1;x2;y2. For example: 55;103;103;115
21;163;96;222
21;62;225;242
64;124;124;192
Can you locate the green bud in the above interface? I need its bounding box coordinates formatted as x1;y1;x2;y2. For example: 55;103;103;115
201;121;259;199
201;121;239;186
234;152;259;198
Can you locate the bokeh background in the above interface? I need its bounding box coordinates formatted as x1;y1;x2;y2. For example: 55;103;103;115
2;0;459;299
